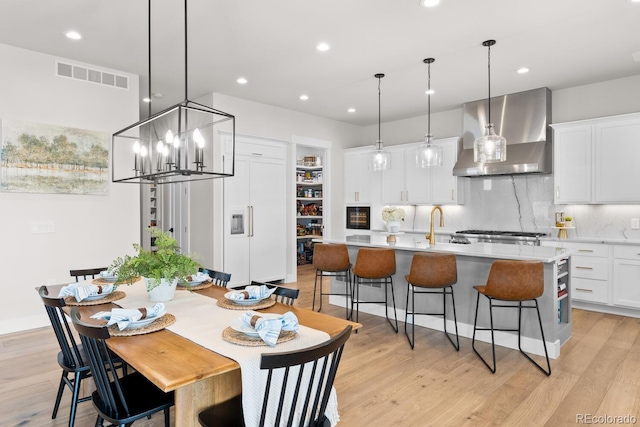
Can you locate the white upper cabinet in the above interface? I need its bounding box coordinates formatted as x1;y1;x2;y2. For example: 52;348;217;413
552;124;592;204
431;138;464;204
594;118;640;203
344;148;373;204
380;137;464;205
552;112;640;204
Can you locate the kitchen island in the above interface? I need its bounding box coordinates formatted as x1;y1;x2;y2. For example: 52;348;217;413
324;235;574;358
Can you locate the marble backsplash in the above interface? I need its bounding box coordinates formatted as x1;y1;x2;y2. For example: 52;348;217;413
378;174;640;241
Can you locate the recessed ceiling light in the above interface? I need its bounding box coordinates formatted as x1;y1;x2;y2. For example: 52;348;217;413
236;77;248;84
316;43;331;52
419;0;440;7
142;97;152;103
425;89;435;95
348;108;356;113
299;94;309;101
65;30;82;40
517;67;530;74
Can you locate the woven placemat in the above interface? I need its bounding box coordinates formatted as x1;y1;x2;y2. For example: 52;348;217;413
92;277;140;285
92;277;117;285
108;313;176;337
64;290;126;306
177;280;213;291
222;327;298;346
216;297;276;311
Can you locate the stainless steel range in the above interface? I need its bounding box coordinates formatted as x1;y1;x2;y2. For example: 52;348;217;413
450;230;549;246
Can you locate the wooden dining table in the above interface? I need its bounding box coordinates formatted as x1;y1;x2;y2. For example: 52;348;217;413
51;282;360;427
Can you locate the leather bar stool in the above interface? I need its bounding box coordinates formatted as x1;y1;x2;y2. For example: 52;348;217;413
352;248;398;332
312;243;353;319
472;259;551;375
404;252;459;350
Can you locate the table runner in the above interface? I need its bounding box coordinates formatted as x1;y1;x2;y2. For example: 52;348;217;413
111;282;339;426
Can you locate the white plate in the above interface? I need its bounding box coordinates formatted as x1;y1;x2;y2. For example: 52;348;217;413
126;308;166;329
83;289;114;301
98;273;117;282
180;274;211;286
224;291;270;305
229;313;280;337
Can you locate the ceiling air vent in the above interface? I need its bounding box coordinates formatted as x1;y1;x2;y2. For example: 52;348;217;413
56;60;129;90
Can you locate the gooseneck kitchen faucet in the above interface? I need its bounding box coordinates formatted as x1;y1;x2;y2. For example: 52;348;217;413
426;206;444;246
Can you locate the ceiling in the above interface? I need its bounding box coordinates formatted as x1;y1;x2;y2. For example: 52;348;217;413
0;0;639;127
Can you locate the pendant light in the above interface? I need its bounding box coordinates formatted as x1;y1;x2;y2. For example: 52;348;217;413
112;0;236;184
416;58;443;167
473;39;506;163
370;73;391;171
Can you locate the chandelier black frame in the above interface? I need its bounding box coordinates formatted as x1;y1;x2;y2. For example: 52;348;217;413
111;0;235;184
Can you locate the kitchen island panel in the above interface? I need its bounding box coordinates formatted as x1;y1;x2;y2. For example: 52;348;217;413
327;238;572;358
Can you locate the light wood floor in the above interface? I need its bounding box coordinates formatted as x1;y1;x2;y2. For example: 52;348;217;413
3;264;640;426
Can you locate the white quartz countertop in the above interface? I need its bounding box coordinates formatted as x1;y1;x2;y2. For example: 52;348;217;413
540;236;640;246
325;235;573;263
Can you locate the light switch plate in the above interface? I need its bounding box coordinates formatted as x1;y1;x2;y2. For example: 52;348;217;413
483;179;492;191
631;218;640;230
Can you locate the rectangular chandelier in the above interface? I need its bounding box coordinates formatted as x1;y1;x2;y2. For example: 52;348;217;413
112;99;235;184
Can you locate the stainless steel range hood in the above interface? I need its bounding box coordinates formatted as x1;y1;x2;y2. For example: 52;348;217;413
453;87;552;177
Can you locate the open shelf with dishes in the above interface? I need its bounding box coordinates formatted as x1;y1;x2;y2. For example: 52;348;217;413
296;154;323;265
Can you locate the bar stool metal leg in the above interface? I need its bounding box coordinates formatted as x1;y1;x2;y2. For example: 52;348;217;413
405;283;459;350
473;294;551;375
313;269;353;320
472;293;497;373
518;300;551;376
384;277;398;333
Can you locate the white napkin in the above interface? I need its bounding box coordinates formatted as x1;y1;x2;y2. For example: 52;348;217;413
241;311;299;347
58;283;114;302
227;285;275;301
91;303;165;330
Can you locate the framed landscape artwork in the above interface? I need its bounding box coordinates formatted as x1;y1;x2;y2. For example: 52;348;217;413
0;119;109;195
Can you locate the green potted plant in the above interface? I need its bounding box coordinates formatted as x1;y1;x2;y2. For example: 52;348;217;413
110;228;201;302
564;216;573;227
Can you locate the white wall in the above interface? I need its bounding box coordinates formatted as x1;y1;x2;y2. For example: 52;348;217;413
0;44;140;335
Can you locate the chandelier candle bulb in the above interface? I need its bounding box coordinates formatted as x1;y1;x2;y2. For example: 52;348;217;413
133;141;141;172
140;145;148;175
156;141;164;172
173;135;181;170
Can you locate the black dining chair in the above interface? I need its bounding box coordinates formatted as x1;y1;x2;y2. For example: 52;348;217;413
199;267;232;287
38;285;126;427
69;307;175;427
198;325;352;427
69;267;108;282
249;281;300;306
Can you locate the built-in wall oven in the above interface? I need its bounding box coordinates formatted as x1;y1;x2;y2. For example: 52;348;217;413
346;206;370;230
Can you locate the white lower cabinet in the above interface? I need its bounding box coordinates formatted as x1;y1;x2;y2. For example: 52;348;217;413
541;241;610;305
613;245;640;309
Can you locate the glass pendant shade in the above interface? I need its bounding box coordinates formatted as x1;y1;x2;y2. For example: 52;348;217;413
474;123;506;163
369;73;389;171
416;58;442;168
370;140;391;171
416;134;443;167
473;40;506;164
